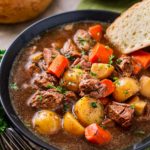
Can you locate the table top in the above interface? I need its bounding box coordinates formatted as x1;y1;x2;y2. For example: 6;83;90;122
0;0;80;50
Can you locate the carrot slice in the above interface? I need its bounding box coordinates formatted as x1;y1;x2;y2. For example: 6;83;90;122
85;123;112;145
100;79;115;97
132;58;142;75
131;50;150;69
47;55;69;78
89;43;113;63
89;24;103;41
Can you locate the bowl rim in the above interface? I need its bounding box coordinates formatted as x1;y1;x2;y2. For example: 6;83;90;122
1;10;149;150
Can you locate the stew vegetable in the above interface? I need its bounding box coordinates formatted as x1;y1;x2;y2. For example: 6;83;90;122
9;22;150;150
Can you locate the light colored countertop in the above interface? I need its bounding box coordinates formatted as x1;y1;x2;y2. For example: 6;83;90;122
0;0;81;50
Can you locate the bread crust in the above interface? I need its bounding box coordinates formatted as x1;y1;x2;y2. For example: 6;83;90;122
0;0;53;24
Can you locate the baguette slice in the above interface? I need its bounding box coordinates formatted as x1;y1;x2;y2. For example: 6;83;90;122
106;0;150;54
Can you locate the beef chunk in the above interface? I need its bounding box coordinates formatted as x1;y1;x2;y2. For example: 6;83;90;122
73;29;94;51
32;72;58;89
116;56;133;77
64;91;78;101
61;39;81;58
79;74;107;99
72;56;92;71
107;102;134;128
102;118;115;128
28;89;63;109
43;48;60;69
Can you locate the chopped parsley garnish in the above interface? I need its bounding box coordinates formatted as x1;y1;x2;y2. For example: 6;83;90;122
134;130;145;136
56;86;66;94
91;102;97;108
37;95;43;102
74;64;81;69
130;104;135;109
46;84;55;89
63;103;69;112
108;54;115;66
116;58;122;64
0;49;6;62
0;107;8;134
100;125;107;130
78;37;88;46
9;83;18;90
81;50;86;55
65;54;75;61
124;90;129;95
90;72;97;77
112;77;119;82
47;84;66;94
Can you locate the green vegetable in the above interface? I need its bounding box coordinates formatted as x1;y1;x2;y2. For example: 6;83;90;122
130;104;135;109
108;54;115;66
124;90;129;95
91;102;97;108
74;64;81;69
116;58;122;64
78;37;88;46
0;49;6;62
37;95;43;102
47;84;66;94
9;83;18;90
81;50;86;55
0;107;8;134
63;103;69;112
65;54;75;61
90;71;97;77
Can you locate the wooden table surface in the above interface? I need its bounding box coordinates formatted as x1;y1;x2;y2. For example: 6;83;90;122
0;0;80;50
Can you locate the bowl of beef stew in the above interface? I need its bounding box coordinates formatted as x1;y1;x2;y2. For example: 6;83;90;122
0;10;150;150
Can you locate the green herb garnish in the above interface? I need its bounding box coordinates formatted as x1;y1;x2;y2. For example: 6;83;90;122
112;77;119;81
0;49;6;62
78;37;88;46
38;95;43;102
47;84;66;94
9;83;18;90
91;102;97;108
90;72;97;77
65;54;75;61
46;84;55;89
63;103;69;112
108;54;115;66
0;107;8;134
100;125;107;130
130;104;135;109
74;64;81;69
81;50;86;55
56;86;66;94
116;58;122;64
124;90;129;95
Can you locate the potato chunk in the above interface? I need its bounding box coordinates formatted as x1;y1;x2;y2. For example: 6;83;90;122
32;110;61;135
140;75;150;98
113;77;139;102
60;68;84;91
74;96;104;126
129;96;147;115
63;112;85;136
91;63;114;79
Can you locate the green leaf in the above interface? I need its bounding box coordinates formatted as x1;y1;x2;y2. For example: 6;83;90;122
9;83;19;90
91;102;97;108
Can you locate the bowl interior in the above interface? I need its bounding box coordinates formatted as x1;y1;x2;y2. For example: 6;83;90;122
1;10;149;150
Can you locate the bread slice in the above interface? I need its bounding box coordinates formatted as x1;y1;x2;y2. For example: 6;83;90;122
105;0;150;54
